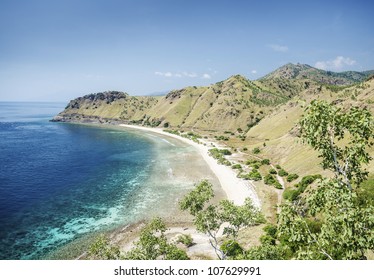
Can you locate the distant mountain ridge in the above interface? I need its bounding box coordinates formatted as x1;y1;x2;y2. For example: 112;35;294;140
261;63;374;85
53;63;374;132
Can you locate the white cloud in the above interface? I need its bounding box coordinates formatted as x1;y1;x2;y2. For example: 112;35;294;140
315;56;356;71
251;70;257;74
269;44;288;52
154;71;180;78
182;72;197;78
155;71;207;78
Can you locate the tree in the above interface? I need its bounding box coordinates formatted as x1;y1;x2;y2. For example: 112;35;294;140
299;100;373;189
88;234;121;260
277;100;374;259
124;217;189;260
180;180;263;259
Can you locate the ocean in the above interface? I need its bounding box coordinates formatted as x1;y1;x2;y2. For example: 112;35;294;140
0;102;218;259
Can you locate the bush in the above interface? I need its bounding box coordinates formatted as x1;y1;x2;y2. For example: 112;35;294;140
220;240;244;257
209;148;231;159
275;164;282;170
246;169;262;181
261;159;270;165
283;174;322;201
264;174;277;185
282;188;300;201
269;168;277;174
250;162;262;169
263;224;277;238
243;147;248;151
245;244;288;260
176;234;194;247
286;173;299;182
232;164;242;170
260;235;275;245
273;181;283;189
278;169;289;177
253;147;261;154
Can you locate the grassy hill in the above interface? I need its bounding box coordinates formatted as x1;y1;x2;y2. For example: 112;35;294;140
53;64;374;182
261;63;373;85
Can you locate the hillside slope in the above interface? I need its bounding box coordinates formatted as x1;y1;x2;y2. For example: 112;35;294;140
261;63;373;85
53;75;293;131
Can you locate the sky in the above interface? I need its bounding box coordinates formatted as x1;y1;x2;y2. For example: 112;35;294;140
0;0;373;102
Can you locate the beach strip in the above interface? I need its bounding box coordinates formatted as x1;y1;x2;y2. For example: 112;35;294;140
119;124;261;208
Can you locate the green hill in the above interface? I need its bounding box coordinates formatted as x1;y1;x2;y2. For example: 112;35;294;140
261;63;373;85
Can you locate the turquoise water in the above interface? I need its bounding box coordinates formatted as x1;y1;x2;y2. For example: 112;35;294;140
0;102;212;259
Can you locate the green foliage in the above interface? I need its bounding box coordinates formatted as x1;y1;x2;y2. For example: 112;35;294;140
88;234;121;260
286;173;299;182
278;101;374;260
261;159;270;165
278;179;374;259
215;135;230;141
245;169;262;181
231;163;242;170
180;181;263;259
179;180;214;216
277;169;288;177
282;188;300;201
176;234;194;247
220;240;244;258
356;177;374;207
283;174;322;201
275;164;282;170
208;148;232;166
245;244;288;260
124;217;189;260
252;147;261;154
264;174;277;185
299;100;373;189
269;168;277;174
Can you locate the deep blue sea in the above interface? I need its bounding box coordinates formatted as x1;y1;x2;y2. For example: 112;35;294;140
0;102;214;259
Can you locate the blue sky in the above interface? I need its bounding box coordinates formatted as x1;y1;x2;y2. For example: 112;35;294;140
0;0;373;101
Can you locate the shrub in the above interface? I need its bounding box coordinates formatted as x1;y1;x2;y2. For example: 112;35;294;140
176;234;194;247
261;159;270;165
246;169;262;181
269;168;277;174
245;244;288;260
273;181;283;189
243;147;248;151
283;174;322;201
232;164;242;170
250;162;262;169
260;234;275;246
278;169;289;177
263;224;277;238
282;188;300;201
264;174;277;185
220;240;244;257
253;147;261;154
275;164;282;170
286;173;299;182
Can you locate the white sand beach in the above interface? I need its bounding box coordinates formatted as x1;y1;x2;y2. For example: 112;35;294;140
119;124;261;208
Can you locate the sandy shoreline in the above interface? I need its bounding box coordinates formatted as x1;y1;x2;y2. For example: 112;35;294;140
119;124;260;208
